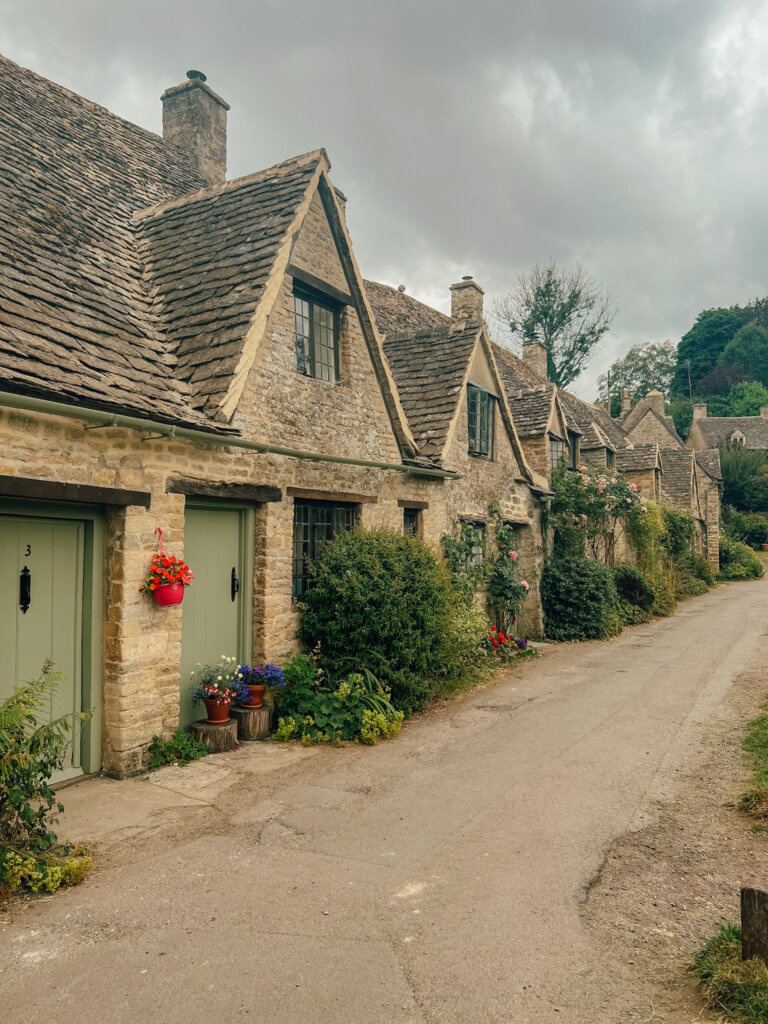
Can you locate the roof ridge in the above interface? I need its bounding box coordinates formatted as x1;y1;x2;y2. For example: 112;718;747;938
134;148;329;222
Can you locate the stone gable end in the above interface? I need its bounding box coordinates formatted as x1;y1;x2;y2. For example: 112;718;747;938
231;191;402;463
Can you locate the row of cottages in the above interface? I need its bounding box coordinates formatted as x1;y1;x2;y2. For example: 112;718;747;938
0;58;550;779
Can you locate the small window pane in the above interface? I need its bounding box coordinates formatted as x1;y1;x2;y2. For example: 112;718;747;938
292;500;354;597
403;508;420;536
468;386;495;458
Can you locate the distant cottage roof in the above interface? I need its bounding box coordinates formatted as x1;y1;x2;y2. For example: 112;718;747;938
694;416;768;449
615;444;660;472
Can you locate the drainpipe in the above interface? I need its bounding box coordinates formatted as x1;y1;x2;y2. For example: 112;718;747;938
0;391;459;480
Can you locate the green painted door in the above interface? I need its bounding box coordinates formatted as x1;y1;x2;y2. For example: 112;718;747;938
180;506;252;728
0;515;85;782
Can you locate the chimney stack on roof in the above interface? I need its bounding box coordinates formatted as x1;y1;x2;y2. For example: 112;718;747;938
645;389;665;418
621;388;631;416
692;403;708;421
161;70;230;186
450;276;484;323
521;338;548;380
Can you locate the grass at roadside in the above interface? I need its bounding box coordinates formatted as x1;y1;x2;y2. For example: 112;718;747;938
691;922;768;1023
739;704;768;821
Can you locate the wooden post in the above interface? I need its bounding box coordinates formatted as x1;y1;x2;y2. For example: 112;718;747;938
189;718;238;753
741;887;768;962
230;705;272;741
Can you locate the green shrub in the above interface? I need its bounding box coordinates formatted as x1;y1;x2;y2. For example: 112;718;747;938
676;575;709;597
147;729;210;768
541;557;620;641
719;537;764;580
682;552;716;586
275;655;403;745
611;564;655;611
744;514;768;549
297;529;454;713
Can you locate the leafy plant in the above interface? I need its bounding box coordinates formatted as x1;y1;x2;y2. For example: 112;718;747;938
147;730;210;768
551;466;644;564
0;661;92;851
611;564;655;611
441;520;488;598
485;504;530;633
541;557;620;641
660;506;696;561
275;654;403;745
0;662;93;896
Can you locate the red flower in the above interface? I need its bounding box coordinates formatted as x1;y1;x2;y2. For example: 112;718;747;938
492;640;499;647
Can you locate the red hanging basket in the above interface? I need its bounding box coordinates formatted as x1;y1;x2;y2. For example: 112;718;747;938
153;583;185;606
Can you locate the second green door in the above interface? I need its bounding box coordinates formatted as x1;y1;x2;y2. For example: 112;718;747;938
180;505;253;728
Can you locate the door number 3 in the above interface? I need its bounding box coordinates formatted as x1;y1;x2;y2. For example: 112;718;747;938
24;544;31;556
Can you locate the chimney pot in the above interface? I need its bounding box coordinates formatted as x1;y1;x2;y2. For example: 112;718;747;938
521;339;548;380
161;73;229;186
645;389;665;417
621;388;631;416
692;403;707;421
450;277;484;322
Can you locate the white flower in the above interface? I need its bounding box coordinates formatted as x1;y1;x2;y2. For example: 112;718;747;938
217;675;222;681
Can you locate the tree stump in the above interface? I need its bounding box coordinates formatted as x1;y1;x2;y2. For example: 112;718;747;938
230;705;272;741
741;887;768;962
189;718;238;753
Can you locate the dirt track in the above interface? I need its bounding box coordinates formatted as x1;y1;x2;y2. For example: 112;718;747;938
1;578;767;1023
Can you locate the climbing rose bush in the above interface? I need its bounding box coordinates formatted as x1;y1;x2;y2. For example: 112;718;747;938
551;466;645;561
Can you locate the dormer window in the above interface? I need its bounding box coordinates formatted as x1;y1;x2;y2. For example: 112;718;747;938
293;288;339;383
549;434;566;470
730;432;745;446
467;385;495;459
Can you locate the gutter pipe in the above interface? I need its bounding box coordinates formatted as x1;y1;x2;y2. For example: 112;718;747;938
0;391;459;481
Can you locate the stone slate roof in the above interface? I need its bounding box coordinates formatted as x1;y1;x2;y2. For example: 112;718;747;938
659;447;695;510
558;391;625;452
0;53;211;425
491;343;544;391
0;55;331;430
364;280;451;336
615;444;659;472
695;449;722;481
491;344;558;437
383;323;480;459
137;151;323;416
694;416;768;449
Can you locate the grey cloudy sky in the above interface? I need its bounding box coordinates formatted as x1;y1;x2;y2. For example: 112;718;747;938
3;0;768;397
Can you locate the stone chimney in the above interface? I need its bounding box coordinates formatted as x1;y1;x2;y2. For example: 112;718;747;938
692;403;708;421
161;70;229;186
761;406;768;420
450;276;484;322
621;389;631;416
645;389;665;418
521;339;548;380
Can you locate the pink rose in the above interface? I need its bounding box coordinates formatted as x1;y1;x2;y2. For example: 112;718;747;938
521;580;529;591
509;551;518;561
626;497;632;503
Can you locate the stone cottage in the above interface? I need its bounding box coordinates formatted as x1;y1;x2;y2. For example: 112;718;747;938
0;57;546;779
687;403;768;453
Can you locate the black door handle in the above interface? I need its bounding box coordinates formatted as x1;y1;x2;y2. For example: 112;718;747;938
20;565;31;614
231;566;240;602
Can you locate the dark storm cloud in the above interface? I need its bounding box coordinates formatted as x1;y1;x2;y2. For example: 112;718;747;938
3;0;766;395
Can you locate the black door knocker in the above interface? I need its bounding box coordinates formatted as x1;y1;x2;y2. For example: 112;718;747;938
19;565;31;614
231;566;240;602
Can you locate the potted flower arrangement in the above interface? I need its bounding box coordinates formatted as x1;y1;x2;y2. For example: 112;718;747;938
189;656;247;724
140;552;194;606
235;663;285;709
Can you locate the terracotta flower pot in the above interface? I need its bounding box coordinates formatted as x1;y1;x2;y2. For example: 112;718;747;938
762;544;768;552
203;698;231;724
241;684;266;709
153;583;185;606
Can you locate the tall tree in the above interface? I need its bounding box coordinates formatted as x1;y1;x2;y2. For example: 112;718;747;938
672;306;745;395
719;322;768;387
493;261;616;388
597;340;677;415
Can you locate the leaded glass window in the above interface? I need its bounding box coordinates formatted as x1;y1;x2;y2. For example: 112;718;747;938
467;385;495;458
403;507;420;536
549;435;566;470
293;290;339;382
292;500;354;597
